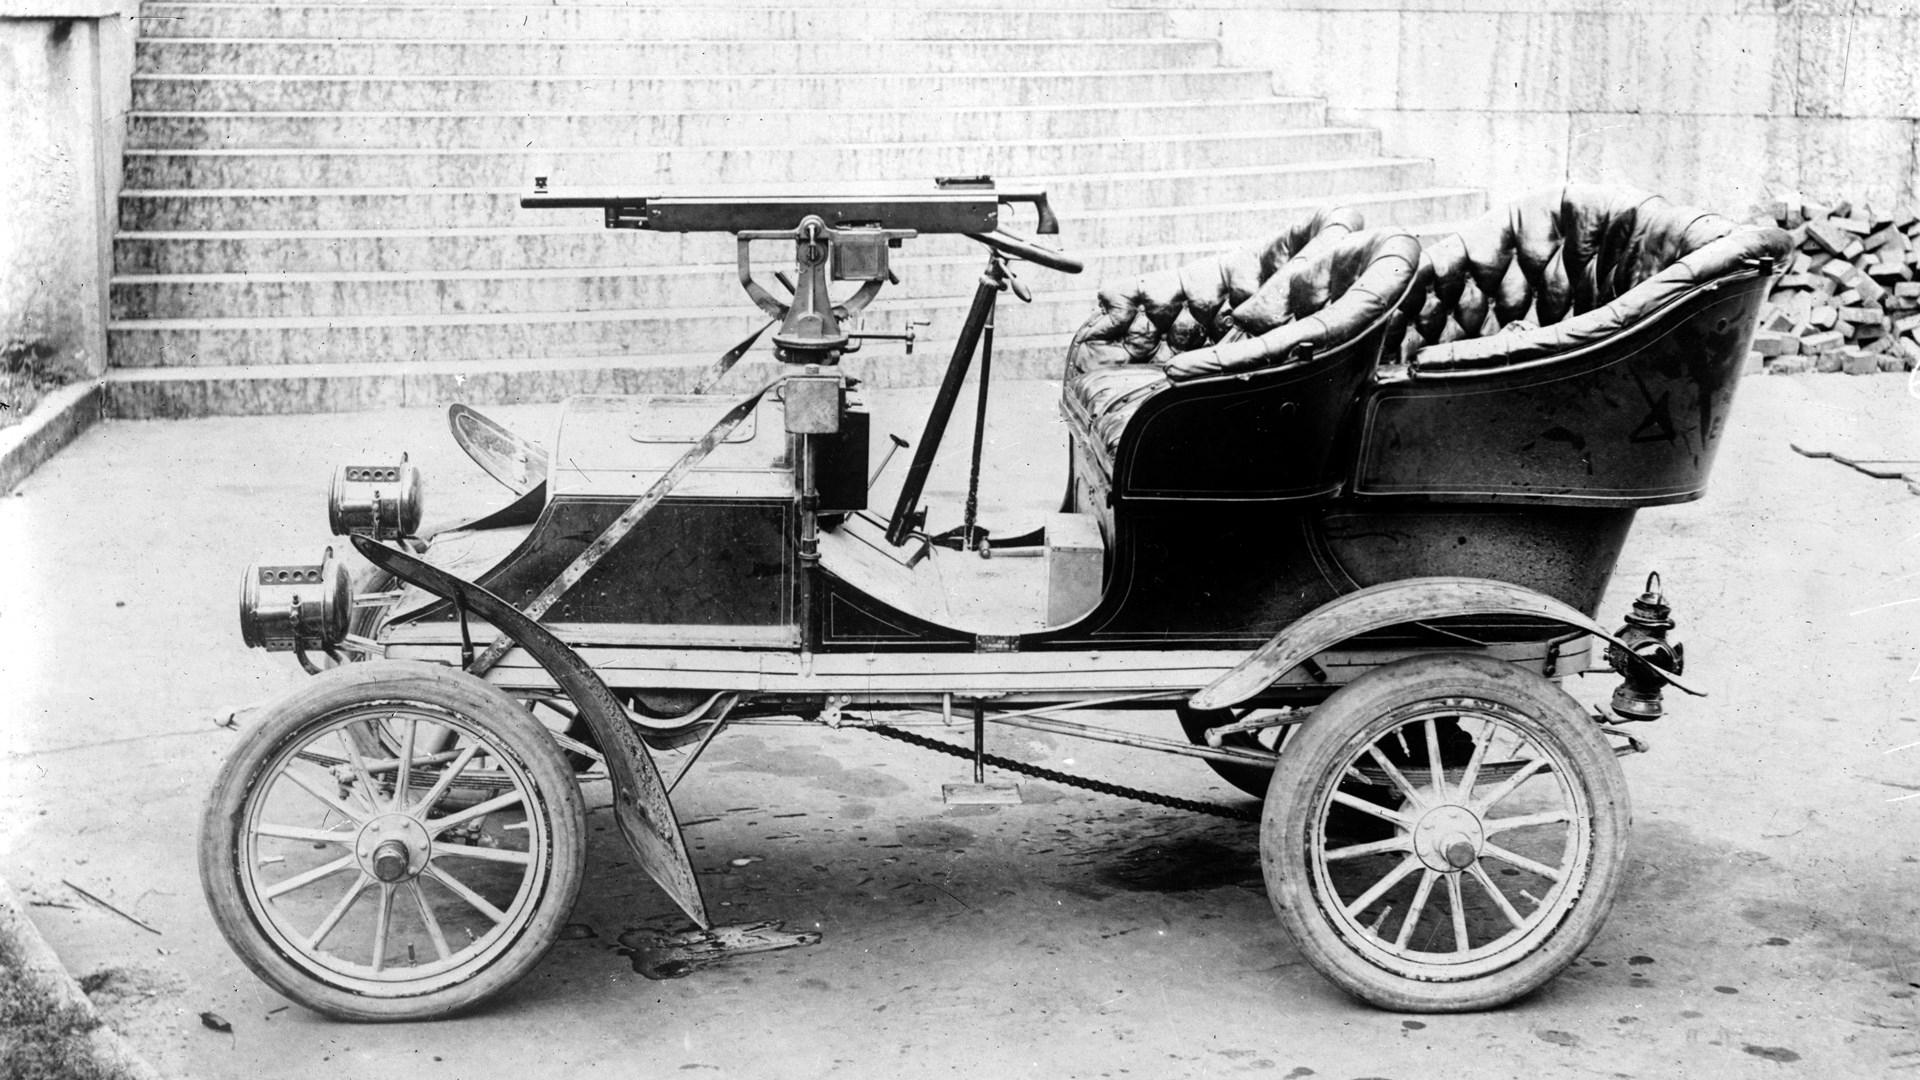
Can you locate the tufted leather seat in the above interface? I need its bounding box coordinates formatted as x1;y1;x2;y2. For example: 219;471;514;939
1062;211;1422;466
1065;206;1365;378
1402;184;1792;371
1351;184;1792;505
1056;217;1422;512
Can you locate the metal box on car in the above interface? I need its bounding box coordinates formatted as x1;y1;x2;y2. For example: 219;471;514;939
1045;512;1104;627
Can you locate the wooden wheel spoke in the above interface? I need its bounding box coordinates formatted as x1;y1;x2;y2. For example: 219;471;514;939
394;719;419;807
341;722;389;812
1331;789;1413;828
304;872;371;949
1364;746;1428;811
1423;718;1447;802
425;865;506;924
1471;756;1549;815
1480;842;1565;883
409;881;452;962
1467;862;1528;929
434;842;532;866
1483;809;1571;836
284;766;369;826
255;822;354;845
1342;854;1422;920
1324;835;1410;862
1446;872;1469;952
370;883;395;972
426;789;525;836
1456;728;1493;798
261;853;357;901
410;743;481;815
1395;869;1439;950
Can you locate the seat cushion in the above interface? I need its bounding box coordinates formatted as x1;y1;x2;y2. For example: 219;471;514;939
1407;184;1793;371
1062;364;1167;458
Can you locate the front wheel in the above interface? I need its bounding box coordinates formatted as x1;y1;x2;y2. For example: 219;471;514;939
1261;652;1629;1012
200;661;586;1021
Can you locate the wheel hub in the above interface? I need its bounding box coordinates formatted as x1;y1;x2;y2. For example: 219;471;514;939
355;814;430;882
1412;804;1483;872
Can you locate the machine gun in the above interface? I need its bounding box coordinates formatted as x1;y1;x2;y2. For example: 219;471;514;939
523;177;1084;548
523;176;1077;366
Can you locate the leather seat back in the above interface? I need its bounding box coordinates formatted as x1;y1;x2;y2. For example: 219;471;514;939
1351;184;1792;506
1405;184;1791;371
1061;213;1421;504
1065;206;1364;377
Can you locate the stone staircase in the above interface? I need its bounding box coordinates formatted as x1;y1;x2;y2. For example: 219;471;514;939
110;0;1486;417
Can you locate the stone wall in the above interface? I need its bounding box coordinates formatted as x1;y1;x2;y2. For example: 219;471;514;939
1161;0;1918;217
0;0;135;383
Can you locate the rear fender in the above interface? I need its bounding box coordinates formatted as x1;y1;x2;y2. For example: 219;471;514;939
351;534;709;929
1190;575;1703;711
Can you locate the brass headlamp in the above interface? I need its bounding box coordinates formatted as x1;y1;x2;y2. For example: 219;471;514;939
238;547;351;652
327;455;423;540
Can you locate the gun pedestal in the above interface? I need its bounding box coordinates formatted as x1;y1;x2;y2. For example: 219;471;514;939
739;216;912;367
772;217;847;362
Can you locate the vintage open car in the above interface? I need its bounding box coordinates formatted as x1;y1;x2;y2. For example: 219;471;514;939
201;179;1789;1019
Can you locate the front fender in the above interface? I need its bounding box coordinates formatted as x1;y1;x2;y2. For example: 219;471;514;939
350;534;709;929
1190;575;1702;711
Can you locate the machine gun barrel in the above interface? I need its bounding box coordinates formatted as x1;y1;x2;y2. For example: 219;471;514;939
521;179;1061;236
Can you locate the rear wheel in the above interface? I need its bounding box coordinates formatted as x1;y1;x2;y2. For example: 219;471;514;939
1261;652;1630;1012
200;661;585;1021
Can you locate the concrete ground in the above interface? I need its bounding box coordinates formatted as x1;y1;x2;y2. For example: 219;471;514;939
4;371;1920;1080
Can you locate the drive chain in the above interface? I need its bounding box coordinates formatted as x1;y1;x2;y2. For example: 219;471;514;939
862;722;1260;824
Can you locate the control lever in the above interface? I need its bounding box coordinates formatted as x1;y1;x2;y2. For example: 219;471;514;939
845;317;931;355
868;433;910;488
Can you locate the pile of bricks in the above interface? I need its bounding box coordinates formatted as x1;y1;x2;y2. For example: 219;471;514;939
1745;197;1920;375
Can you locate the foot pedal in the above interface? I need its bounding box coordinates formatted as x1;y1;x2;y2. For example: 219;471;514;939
943;781;1022;805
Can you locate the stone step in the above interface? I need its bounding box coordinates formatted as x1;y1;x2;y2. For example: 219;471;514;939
135;4;1173;41
107;289;1094;367
133;37;1220;76
157;0;1130;6
113;242;1242;320
102;340;1074;420
123;122;1382;190
115;188;1483;275
123;123;1368;189
130;68;1281;112
119;147;1425;229
125;98;1327;152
